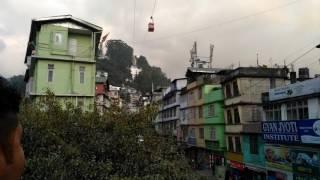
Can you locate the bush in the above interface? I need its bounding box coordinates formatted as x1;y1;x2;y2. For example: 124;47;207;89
20;94;202;180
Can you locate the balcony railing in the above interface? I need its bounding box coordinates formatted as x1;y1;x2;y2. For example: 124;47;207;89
205;140;220;150
242;122;261;133
187;137;197;146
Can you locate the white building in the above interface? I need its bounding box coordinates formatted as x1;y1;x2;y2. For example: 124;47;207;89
262;77;320;180
155;78;187;137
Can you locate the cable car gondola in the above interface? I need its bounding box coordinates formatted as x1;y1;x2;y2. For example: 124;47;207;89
148;16;154;32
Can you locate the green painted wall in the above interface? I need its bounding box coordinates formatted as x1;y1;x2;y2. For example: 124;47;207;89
203;85;226;151
33;96;94;111
29;22;98;111
34;59;95;96
36;24;94;61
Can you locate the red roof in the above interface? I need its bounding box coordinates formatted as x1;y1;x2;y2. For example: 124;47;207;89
96;84;105;95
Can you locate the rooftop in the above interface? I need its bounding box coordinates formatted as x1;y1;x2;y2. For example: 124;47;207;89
219;67;289;83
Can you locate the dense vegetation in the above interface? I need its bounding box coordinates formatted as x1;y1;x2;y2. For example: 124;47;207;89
7;75;25;96
20;93;202;180
97;40;170;93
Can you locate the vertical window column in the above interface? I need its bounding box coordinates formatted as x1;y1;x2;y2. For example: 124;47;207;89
48;64;54;82
79;66;85;84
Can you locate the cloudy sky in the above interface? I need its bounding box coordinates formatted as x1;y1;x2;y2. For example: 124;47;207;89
1;0;320;79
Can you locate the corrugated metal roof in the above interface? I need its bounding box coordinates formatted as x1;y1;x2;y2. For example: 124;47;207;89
33;14;102;31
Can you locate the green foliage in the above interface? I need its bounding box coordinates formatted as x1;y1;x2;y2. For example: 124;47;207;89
20;94;201;180
97;40;170;93
8;75;26;96
97;40;133;86
132;65;170;94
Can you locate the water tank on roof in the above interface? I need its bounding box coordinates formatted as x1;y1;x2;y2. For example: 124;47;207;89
298;68;309;79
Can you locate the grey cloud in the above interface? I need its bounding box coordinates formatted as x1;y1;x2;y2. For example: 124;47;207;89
1;0;320;78
0;39;6;52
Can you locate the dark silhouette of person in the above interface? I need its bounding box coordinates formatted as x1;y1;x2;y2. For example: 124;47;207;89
0;77;25;179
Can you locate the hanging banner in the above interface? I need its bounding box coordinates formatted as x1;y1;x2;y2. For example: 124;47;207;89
292;149;320;176
262;119;320;145
262;121;300;144
269;78;320;101
264;146;293;171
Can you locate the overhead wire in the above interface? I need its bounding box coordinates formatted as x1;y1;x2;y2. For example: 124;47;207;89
133;0;137;44
137;0;302;43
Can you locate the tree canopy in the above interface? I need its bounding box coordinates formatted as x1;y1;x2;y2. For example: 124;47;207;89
20;94;202;179
97;40;170;93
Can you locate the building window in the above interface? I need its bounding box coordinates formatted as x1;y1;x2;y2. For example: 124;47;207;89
228;136;234;152
182;110;186;121
199;128;204;139
234;108;240;124
68;38;77;56
249;136;258;154
252;107;261;122
270;78;276;89
48;64;54;82
210;127;216;140
53;32;63;45
227;110;233;124
233;81;240;96
79;66;85;84
235;136;241;153
192;107;196;119
265;104;281;121
298;100;308;120
198;106;203;118
208;104;215;117
287;100;308;120
198;87;202;99
77;98;84;107
225;84;232;98
190;128;195;138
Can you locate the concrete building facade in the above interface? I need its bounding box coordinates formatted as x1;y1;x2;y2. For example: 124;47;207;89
220;67;288;179
262;77;320;180
24;15;102;110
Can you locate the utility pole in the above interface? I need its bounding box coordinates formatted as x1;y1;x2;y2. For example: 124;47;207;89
256;53;259;67
209;44;214;68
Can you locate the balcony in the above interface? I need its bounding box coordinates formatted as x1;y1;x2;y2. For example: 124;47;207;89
187;137;197;146
225;124;243;133
205;140;220;150
242;122;261;133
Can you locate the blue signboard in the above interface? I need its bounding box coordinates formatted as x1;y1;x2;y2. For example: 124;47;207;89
298;119;320;144
262;121;300;144
262;119;320;145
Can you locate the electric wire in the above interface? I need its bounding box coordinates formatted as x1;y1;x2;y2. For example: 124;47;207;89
142;0;158;42
138;0;302;43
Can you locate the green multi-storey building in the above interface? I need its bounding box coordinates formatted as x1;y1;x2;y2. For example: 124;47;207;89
181;68;226;179
24;15;102;110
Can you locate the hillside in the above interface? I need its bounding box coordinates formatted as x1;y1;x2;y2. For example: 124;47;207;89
97;40;170;93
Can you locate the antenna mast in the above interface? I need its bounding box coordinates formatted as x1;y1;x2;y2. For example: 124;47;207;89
209;44;214;68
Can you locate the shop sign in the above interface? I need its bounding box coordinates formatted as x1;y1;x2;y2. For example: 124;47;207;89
267;170;288;180
264;146;293;171
292;149;320;176
298;119;320;144
262;119;320;145
269;78;320;101
228;160;244;171
262;121;300;144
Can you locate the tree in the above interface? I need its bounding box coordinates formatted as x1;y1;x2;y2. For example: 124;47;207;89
20;94;202;179
97;40;133;86
97;40;170;93
8;75;25;96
